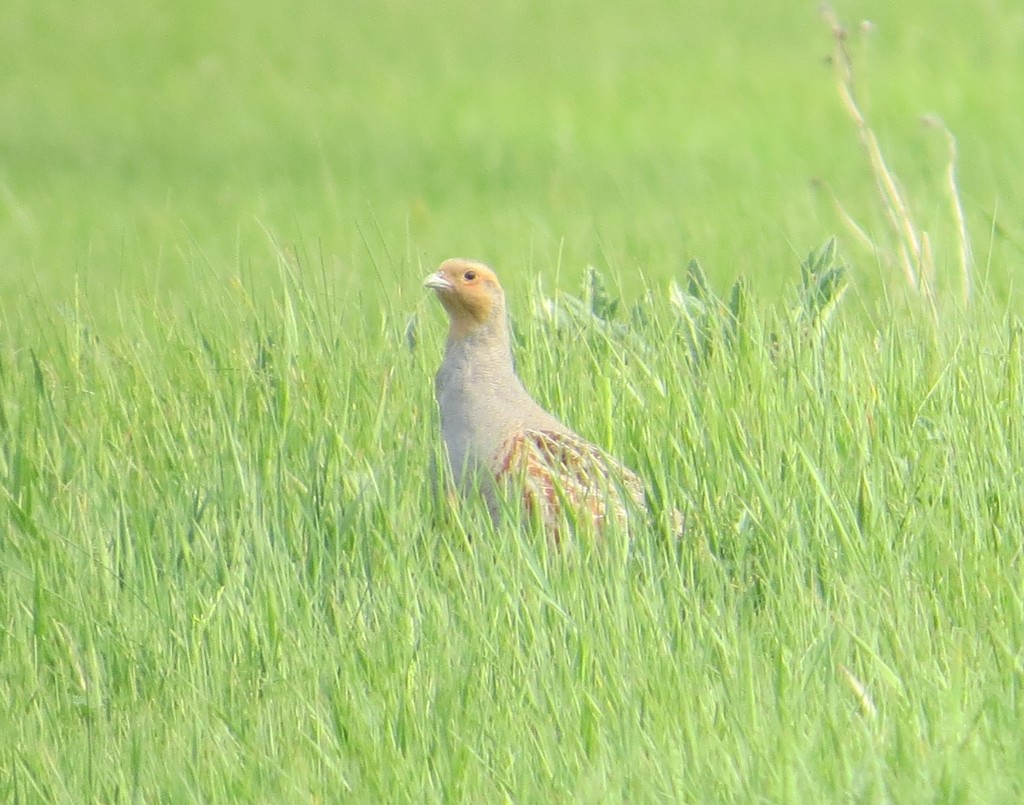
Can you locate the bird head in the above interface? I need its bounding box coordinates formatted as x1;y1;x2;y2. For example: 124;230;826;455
423;259;506;340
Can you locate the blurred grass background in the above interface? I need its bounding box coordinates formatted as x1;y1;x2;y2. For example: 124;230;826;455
2;0;1021;318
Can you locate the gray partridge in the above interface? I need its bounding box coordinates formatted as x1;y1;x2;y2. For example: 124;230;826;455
423;258;667;540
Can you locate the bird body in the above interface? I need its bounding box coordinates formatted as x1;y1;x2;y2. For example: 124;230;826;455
424;258;656;538
432;317;568;491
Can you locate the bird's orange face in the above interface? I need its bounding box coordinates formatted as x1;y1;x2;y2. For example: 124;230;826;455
423;259;504;336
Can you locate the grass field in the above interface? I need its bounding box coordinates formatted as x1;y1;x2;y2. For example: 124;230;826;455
3;0;1024;801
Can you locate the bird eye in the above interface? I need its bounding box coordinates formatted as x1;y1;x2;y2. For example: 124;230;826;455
463;270;476;281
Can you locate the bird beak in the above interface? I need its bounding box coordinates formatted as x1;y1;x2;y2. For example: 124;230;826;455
423;271;453;292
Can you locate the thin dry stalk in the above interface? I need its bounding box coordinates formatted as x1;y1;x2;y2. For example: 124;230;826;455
811;178;877;253
821;5;935;303
923;114;975;303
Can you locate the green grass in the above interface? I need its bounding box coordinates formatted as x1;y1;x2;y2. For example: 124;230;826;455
3;0;1024;801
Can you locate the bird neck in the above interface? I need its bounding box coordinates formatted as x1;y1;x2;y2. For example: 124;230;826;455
445;314;516;377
